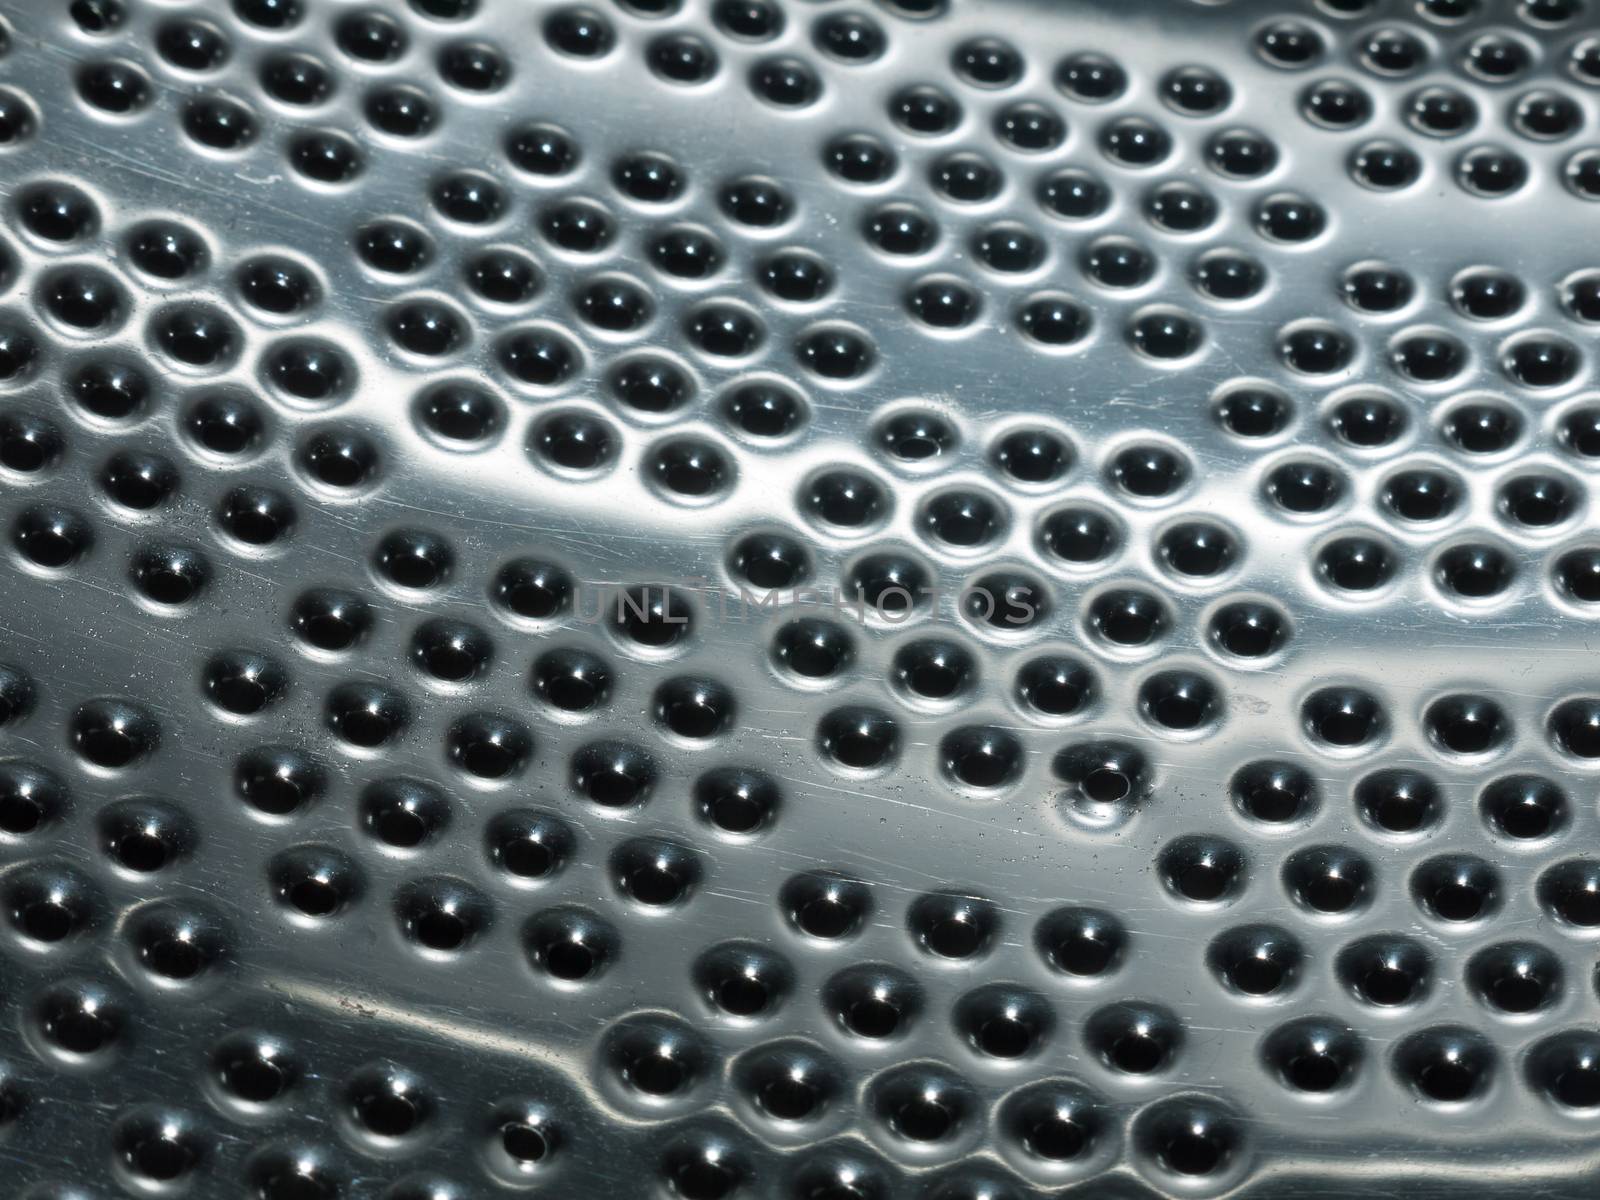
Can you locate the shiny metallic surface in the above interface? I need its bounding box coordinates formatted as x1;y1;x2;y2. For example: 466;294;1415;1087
1;0;1600;1195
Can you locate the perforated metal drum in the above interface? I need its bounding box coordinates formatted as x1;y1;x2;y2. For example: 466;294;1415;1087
2;0;1600;1196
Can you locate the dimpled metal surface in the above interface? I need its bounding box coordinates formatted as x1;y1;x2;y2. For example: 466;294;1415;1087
1;0;1600;1196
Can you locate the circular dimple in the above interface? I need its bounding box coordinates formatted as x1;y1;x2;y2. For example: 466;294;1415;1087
610;585;695;649
203;649;287;716
1330;394;1405;447
1281;323;1355;375
1458;145;1529;197
962;570;1049;633
802;468;887;530
16;183;98;244
604;1016;708;1105
36;978;126;1059
1555;548;1600;603
1087;588;1167;648
1157;521;1236;578
326;682;409;748
719;380;803;439
412;618;492;684
869;1063;975;1145
1303;78;1372;128
1412;854;1501;922
1255;192;1326;242
718;177;792;231
890;639;974;704
1135;1095;1244;1179
649;33;719;84
531;411;616;474
1263;1018;1362;1093
1424;694;1510;755
447;712;532;780
1231;761;1316;824
525;905;617;982
40;267;126;333
492;558;571;622
13;506;93;568
1014;654;1093;719
938;726;1022;790
1139;670;1222;731
127;899;227;982
1504;335;1581;389
775;870;868;942
1395;1027;1496;1103
1208;924;1302;996
1382;467;1460;522
236;747;324;819
822;964;920;1047
693;767;779;837
1217;385;1292;437
694;939;791;1019
1343;263;1413;313
263;338;351;402
1017;292;1090;346
828;133;895;186
1039;507;1119;565
919;489;1004;548
487;809;573;881
113;1108;204;1185
0;412;64;473
375;530;452;590
1436;542;1515;599
1302;686;1385;748
1284;845;1373;914
1194;250;1266;301
868;411;952;467
183;93;257;150
647;437;733;500
748;56;820;108
1524;1032;1600;1112
1549;696;1600;758
1480;774;1567;840
1538;859;1600;927
1266;460;1343;514
731;531;809;590
735;1040;839;1127
291;588;371;652
300;426;379;490
0;762;65;837
954;983;1053;1060
1338;935;1433;1006
1408;85;1477;137
70;698;157;769
571;741;656;808
975;223;1043;275
99;799;191;874
362;778;449;851
397;877;491;952
1160;835;1245;904
1109;443;1189;498
653;677;735;741
270;844;359;918
1129;308;1203;360
5;863;96;945
901;890;993;960
1034;906;1125;978
1350;140;1421;190
1468;941;1562;1014
1086;1001;1183;1074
